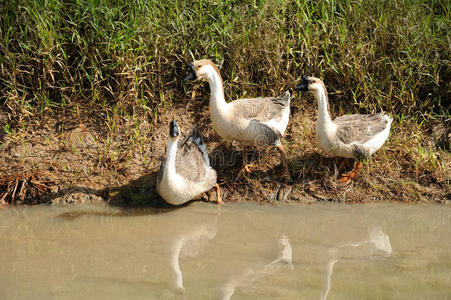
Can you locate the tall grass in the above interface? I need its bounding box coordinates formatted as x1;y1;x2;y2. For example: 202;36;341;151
0;0;449;128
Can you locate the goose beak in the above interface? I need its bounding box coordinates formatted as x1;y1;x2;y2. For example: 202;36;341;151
183;63;197;82
170;120;180;138
294;76;310;91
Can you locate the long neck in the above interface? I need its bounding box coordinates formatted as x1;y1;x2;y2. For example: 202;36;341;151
205;69;229;115
166;138;178;175
314;88;333;127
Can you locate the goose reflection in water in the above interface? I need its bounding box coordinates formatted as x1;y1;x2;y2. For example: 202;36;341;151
320;226;392;300
221;235;294;300
164;216;391;299
168;206;220;294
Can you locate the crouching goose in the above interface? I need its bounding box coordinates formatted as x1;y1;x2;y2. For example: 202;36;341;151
295;76;393;184
157;120;221;205
183;59;291;180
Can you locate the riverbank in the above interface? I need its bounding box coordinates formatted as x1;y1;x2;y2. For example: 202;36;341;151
1;100;449;207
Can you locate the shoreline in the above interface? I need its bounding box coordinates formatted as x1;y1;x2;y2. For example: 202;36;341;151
1;105;449;208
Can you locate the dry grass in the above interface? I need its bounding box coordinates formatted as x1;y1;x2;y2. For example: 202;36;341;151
0;170;53;207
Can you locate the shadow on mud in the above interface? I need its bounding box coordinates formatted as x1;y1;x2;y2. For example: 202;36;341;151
52;170;201;220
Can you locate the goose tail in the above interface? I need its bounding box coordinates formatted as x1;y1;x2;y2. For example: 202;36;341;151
281;89;291;103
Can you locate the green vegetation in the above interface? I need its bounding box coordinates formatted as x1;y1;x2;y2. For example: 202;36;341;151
1;0;449;122
0;0;449;204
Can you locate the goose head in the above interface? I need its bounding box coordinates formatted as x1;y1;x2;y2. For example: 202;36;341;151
169;120;180;140
183;59;221;82
294;76;325;93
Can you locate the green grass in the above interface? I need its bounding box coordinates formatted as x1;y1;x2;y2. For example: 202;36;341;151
1;0;449;125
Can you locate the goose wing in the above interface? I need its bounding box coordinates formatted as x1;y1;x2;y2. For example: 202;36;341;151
230;91;290;122
176;127;215;183
334;112;391;144
248;120;282;146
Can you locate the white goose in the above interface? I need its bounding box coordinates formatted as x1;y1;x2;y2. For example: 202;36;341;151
183;59;291;179
295;76;393;183
156;120;221;205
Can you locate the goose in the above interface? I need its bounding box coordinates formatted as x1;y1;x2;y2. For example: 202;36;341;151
183;59;291;179
294;76;393;184
157;120;221;205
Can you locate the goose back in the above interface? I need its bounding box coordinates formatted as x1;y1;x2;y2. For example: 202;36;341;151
177;127;215;183
230;91;290;123
334;112;390;145
157;128;214;182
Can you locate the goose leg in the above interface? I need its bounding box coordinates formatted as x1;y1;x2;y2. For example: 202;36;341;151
214;184;222;205
276;145;290;180
243;146;256;173
339;161;363;185
235;147;255;180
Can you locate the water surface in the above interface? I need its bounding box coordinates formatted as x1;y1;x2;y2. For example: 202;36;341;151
1;202;450;299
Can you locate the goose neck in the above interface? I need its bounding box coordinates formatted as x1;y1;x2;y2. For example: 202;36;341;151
314;88;333;127
166;138;178;175
205;70;229;114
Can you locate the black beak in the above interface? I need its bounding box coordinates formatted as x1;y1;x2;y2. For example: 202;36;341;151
294;76;310;91
169;120;180;138
183;63;196;82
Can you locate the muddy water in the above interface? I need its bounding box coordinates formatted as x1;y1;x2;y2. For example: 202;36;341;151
0;202;450;300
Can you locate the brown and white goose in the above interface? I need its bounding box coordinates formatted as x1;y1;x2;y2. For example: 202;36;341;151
183;59;291;179
295;76;393;184
157;120;221;205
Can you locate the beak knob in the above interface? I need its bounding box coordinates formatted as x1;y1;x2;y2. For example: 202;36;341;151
183;63;196;82
294;76;310;91
170;120;180;137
